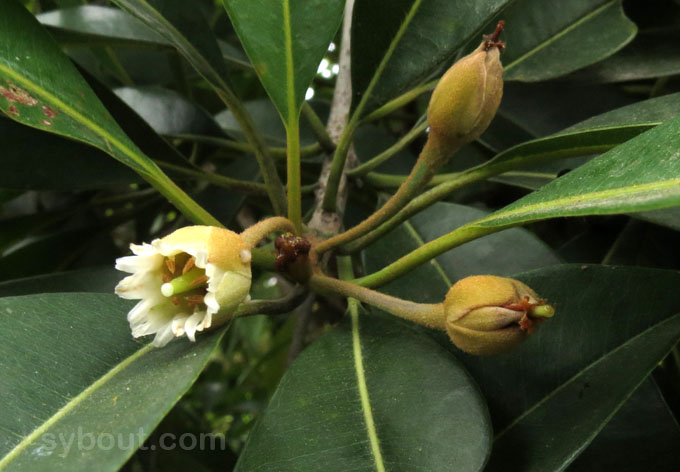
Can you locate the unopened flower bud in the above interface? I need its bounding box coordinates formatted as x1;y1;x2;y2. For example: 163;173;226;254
444;275;554;355
427;21;505;152
115;226;252;347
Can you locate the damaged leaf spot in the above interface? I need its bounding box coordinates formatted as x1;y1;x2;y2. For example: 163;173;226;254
42;106;57;118
8;105;19;116
0;82;38;106
41;119;52;126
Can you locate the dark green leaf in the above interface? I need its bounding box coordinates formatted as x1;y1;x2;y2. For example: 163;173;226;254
0;228;97;282
473;113;680;229
0;1;165;181
0;1;213;224
486;312;680;472
486;93;680;189
351;0;509;113
114;86;223;136
0;266;122;297
568;379;680;471
363;202;561;303
37;5;168;47
0;119;138;189
221;0;345;122
215;98;330;146
500;0;637;82
236;309;491;471
112;0;230;96
0;293;225;472
568;33;680;83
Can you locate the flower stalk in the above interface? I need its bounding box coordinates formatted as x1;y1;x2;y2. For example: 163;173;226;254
315;22;506;256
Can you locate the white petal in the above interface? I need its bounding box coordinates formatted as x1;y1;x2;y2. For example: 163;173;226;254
171;315;188;337
115;254;163;273
130;242;158;256
127;298;155;323
153;324;175;347
130;309;171;337
203;292;219;315
184;312;205;342
197;312;213;331
115;272;159;300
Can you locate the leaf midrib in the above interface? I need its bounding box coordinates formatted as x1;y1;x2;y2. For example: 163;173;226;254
476;178;680;227
350;304;386;472
504;0;619;73
0;63;153;176
0;344;153;469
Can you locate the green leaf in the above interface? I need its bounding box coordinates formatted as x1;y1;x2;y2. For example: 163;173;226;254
473;112;680;229
0;293;225;472
0;0;218;226
221;0;345;122
215;98;330;147
362;202;561;303
0;119;138;189
38;5;250;70
0;267;122;297
114;86;223;136
365;217;680;468
37;5;168;47
351;0;510;113
112;0;229;89
569;33;680;83
483;93;680;189
500;0;637;82
236;308;491;471
0;228;98;282
111;0;286;214
568;379;680;471
486;312;680;472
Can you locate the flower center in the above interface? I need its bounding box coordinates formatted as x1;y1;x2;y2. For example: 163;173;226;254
159;253;208;311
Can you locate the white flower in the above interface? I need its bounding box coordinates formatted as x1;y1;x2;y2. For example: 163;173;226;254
115;226;252;347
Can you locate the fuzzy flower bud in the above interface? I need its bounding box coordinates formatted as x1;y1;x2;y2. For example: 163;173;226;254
427;21;505;152
115;226;252;347
444;275;554;355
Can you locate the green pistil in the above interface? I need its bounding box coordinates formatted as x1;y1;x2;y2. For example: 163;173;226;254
529;304;555;318
161;266;206;297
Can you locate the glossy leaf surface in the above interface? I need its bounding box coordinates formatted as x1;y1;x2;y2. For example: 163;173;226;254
236;309;491;471
0;0;216;225
500;0;637;82
0;293;225;472
351;0;509;113
365;217;680;470
474;113;680;229
486;312;680;472
222;0;345;121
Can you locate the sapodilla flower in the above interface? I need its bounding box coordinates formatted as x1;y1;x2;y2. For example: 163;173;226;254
444;275;554;355
115;226;252;347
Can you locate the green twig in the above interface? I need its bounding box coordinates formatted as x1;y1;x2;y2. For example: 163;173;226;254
169;133;321;159
347;118;428;177
301;102;336;153
241;216;296;247
321;0;424;212
342;168;489;253
315;138;450;255
321;118;359;211
232;285;308;317
361;79;437;123
157;161;268;194
287;122;303;233
343;140;620;253
311;260;444;330
215;88;288;214
353;223;502;288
